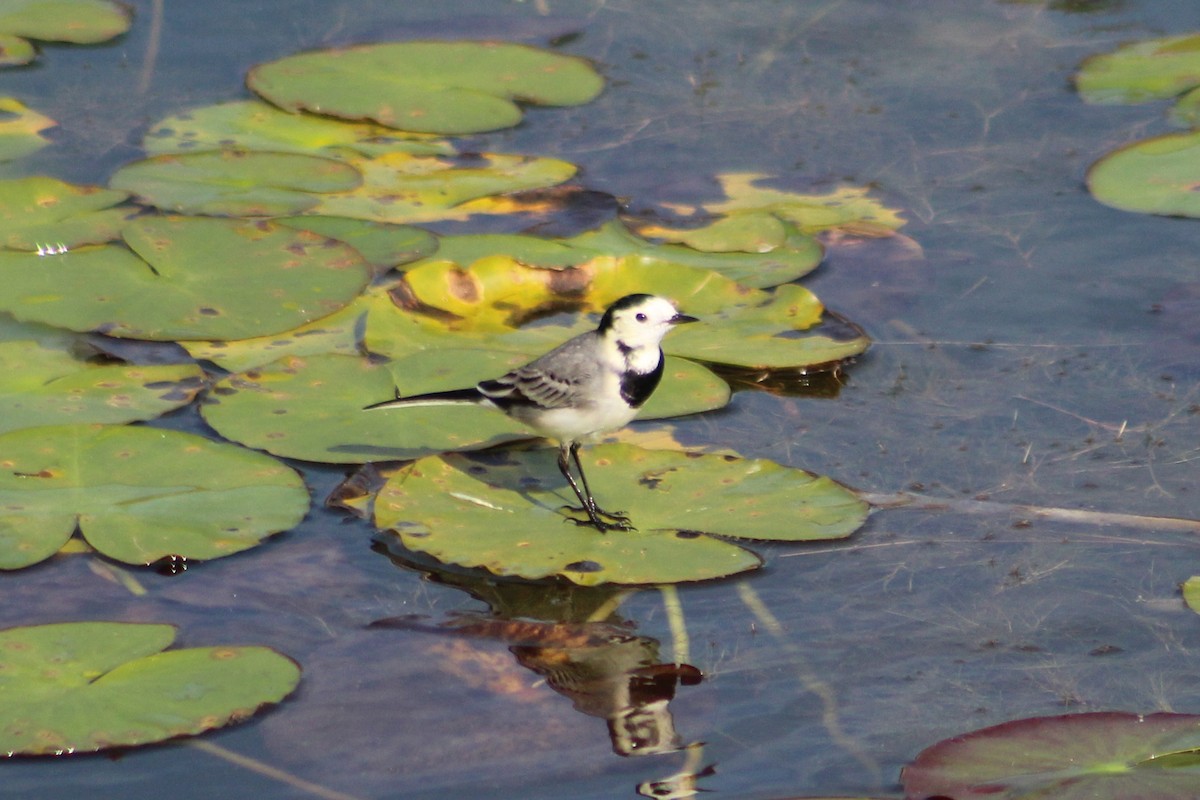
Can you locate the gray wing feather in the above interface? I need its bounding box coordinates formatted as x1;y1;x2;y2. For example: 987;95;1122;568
478;333;598;411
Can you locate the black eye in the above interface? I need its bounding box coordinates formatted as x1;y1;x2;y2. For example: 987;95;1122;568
636;313;647;322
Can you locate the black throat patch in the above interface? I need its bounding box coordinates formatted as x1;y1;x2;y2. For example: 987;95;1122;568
620;350;665;408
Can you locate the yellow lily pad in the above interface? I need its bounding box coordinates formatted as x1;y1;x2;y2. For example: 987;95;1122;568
0;97;55;162
657;173;906;235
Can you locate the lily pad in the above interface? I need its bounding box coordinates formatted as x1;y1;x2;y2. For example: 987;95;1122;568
0;215;372;340
0;98;54;161
0;176;130;250
0;0;131;45
1183;576;1200;614
374;445;867;585
655;173;906;235
200;350;726;463
202;353;529;464
142;99;454;158
110;150;363;217
182;295;371;373
0;32;33;66
1169;86;1200;127
312;151;578;225
247;40;604;135
0;621;300;756
0;316;204;433
1076;33;1200;105
641;210;790;253
665;284;868;369
275;216;438;272
903;711;1200;800
0;423;308;569
390;252;868;369
428;220;823;289
1087;131;1200;217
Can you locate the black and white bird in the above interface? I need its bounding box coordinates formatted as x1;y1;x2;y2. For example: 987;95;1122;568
365;294;698;532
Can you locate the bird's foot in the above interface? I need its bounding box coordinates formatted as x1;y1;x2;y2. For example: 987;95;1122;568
561;505;635;532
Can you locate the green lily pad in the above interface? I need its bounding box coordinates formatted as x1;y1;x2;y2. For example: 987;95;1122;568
0;176;130;250
374;445;867;585
110;150;363;217
0;621;300;756
275;216;437;272
1087;131;1200;217
0;0;131;45
202;353;529;464
0;316;204;433
665;283;868;369
1169;86;1200;127
142;99;454;159
0;32;33;66
0;423;308;569
427;220;823;289
200;349;726;464
311;151;578;225
1076;33;1200;105
1183;576;1200;614
182;295;370;373
0;98;55;162
0;215;372;340
645;210;789;252
247;40;604;135
903;712;1200;800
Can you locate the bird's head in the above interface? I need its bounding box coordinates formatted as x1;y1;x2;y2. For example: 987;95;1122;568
598;294;698;350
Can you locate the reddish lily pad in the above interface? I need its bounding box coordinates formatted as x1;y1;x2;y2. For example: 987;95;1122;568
903;712;1200;800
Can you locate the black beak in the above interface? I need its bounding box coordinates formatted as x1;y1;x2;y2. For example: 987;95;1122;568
671;313;699;325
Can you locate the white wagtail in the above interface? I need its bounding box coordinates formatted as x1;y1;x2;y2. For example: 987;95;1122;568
365;294;698;532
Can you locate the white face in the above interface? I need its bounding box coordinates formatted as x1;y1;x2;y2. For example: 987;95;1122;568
607;296;689;349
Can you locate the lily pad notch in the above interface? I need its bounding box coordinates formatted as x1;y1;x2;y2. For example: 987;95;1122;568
247;40;605;135
0;621;300;757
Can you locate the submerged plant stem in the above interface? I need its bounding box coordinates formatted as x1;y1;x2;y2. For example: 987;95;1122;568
190;740;365;800
735;581;882;787
660;584;689;665
860;492;1200;533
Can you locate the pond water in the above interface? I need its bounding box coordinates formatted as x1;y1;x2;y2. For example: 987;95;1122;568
4;0;1200;798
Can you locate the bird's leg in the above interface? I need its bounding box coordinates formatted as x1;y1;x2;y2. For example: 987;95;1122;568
570;442;631;525
557;443;632;532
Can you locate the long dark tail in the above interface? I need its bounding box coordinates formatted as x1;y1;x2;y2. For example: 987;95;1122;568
363;387;483;411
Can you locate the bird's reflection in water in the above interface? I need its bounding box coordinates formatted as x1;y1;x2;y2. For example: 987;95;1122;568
370;612;701;757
